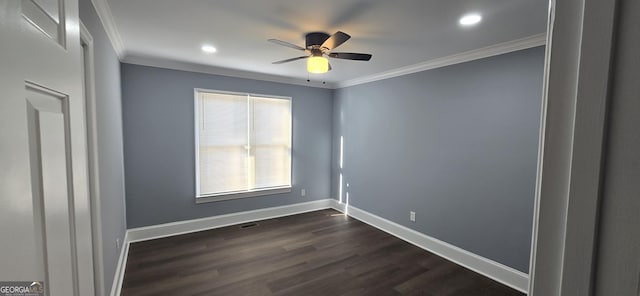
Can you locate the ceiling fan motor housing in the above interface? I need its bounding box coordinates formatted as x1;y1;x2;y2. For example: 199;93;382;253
269;31;371;67
305;32;331;49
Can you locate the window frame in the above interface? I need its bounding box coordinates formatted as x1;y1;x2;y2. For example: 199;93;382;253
193;88;293;204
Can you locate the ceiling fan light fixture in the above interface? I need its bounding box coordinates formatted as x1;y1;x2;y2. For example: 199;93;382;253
270;31;370;74
307;56;329;74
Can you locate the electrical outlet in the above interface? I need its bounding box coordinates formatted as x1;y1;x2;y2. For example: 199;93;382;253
410;211;416;222
301;189;306;197
116;238;121;250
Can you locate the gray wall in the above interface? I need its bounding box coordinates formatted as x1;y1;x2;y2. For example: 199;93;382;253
121;64;334;228
79;0;128;294
332;46;544;273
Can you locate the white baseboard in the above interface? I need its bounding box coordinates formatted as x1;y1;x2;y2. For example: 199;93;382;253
126;199;334;243
110;199;333;295
111;198;528;294
109;232;129;296
330;200;529;293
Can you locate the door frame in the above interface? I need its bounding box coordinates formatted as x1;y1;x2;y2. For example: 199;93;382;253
528;0;617;295
80;21;105;296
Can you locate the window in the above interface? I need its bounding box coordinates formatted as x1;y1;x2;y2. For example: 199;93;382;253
195;89;292;202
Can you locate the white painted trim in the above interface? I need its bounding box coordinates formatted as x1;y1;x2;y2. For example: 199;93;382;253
109;232;129;296
110;200;334;294
528;0;618;295
528;5;555;296
90;0;125;58
121;34;545;91
121;55;336;89
557;0;615;293
196;187;293;203
111;199;529;294
329;200;529;293
127;199;334;243
338;33;547;88
80;22;105;296
82;1;544;92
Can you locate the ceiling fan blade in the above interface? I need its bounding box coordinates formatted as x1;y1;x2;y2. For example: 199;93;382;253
268;39;307;51
272;56;309;64
328;52;372;61
321;31;351;50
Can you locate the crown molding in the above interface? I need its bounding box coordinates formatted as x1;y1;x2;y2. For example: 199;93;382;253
114;30;544;90
121;54;336;89
81;0;546;90
337;33;547;88
90;0;125;58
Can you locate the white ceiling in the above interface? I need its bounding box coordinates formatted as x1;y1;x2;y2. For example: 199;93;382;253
106;0;548;86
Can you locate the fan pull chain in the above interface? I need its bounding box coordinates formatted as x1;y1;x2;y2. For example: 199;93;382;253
305;73;325;85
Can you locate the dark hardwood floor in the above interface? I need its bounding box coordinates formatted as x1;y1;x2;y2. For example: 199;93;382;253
122;209;525;296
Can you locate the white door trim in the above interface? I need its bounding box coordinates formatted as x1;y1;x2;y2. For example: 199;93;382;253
109;232;129;296
528;0;617;295
80;21;105;296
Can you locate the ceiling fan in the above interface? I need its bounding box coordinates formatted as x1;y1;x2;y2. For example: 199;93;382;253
268;31;372;74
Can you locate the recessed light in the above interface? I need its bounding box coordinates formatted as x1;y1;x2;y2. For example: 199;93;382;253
459;13;482;26
201;45;217;53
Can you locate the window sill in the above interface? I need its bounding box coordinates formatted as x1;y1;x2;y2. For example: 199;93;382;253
195;186;292;204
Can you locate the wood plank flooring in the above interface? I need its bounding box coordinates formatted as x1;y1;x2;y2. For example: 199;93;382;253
122;209;525;296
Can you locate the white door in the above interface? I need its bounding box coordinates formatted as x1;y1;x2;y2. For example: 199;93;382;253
0;0;95;295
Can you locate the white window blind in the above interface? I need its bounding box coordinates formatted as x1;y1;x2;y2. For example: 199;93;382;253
195;90;291;199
